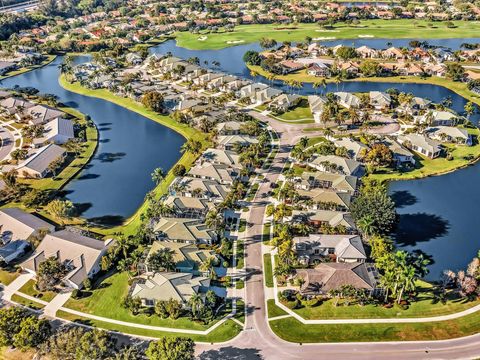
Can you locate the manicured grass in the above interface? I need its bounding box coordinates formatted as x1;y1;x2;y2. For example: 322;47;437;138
263;254;274;288
18;279;57;302
275;99;314;122
262;222;271;244
0;269;20;286
57;310;242;342
11;293;46;310
0;55;56;81
174;20;480;50
267;299;288;318
370;128;480;182
237;219;247;233
235;280;244;289
294;284;480;320
236;240;245;269
64;272;223;330
59;75;211;236
269;308;480;343
307;136;327;147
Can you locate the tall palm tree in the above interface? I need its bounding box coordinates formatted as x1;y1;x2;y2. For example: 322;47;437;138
189;293;203;318
357;215;375;238
151;167;165;185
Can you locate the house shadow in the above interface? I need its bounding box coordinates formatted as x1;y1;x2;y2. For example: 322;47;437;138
198;347;263;360
394;212;449;247
390;190;418;209
87;215;125;227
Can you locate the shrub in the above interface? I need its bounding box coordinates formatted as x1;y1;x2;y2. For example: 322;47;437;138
303;298;319;307
172;164;186;177
71;289;82;299
285;299;300;309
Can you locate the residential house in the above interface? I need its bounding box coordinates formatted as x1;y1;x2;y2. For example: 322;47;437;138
22;230;115;289
425;126;472;145
308;154;364;177
0;61;16;76
130;272;211;306
238;83;269;101
19;104;65;126
8;144;66;178
397;133;442;159
333;137;368;160
142;241;220;275
216;121;242;135
418;110;458;127
200;148;242;168
295;171;357;194
268;93;301;112
254;87;282;104
297;188;352;210
308;95;326;123
369;91;391;110
0;97;34;115
289;209;356;232
294;234;366;264
382;138;415;166
154;217;217;245
307;62;330;77
296;262;378;295
32;118;75;147
169;177;229;202
334;92;360;109
188;162;241;185
164;196;213;219
216;134;259;151
278;60;304;74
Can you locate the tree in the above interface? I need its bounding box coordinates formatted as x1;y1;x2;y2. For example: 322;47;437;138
37;256;67;291
365;143;393;167
446;63;465;81
11;149;28;161
351;186;397;235
359;59;381;77
369;235;393;259
151;167;165;185
181;139;202;155
336;46;357;60
148;247;175;272
146;337;195;360
0;307;28;347
142;91;164;113
243;50;261;65
464;101;476;120
166;298;183;319
45;199;74;224
13;316;51;350
76;329;116;360
172;164;186;176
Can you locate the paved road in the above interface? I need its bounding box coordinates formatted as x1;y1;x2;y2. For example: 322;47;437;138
0;125;14;161
196;120;480;359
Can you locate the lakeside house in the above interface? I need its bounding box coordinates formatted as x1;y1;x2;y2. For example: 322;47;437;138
293;234;367;264
5;144;66;178
169;177;230;202
164;195;214;219
425;126;472;145
289;209;356;232
397;133;442;159
32;118;75;147
22;230;115;289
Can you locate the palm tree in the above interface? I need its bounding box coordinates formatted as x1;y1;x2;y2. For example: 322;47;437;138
357;215;375;238
299;136;309;149
151;167;165;185
205;209;225;232
189;293;203;318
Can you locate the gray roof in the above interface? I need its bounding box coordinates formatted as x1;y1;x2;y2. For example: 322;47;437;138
0;208;55;241
294;234;366;260
18;144;66;175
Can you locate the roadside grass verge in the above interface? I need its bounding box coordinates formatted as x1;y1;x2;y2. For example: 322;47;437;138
236;240;245;269
57;310;242;342
263;254;274;288
267;299;288;318
11;294;46;310
269;309;480;343
262;222;271;244
18;279;56;302
0;268;20;286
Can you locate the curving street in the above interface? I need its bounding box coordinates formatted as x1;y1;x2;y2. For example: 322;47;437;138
196;118;480;360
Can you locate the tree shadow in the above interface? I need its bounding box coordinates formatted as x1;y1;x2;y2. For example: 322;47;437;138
394;212;449;247
77;173;100;180
98;127;111;131
198;346;263;360
98;139;110;143
96;152;126;163
98;122;112;126
390;190;418;208
73;202;92;216
88;215;125;227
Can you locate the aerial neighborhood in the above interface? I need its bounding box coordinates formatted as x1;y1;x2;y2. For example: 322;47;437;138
1;0;480;359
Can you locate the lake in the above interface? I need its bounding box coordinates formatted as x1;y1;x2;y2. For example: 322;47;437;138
0;56;185;225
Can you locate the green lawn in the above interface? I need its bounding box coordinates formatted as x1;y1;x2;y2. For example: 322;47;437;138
294;284;480;320
18;279;56;302
236;240;245;269
262;222;271;244
174;20;480;50
263;254;274;288
267;299;288;318
307;136;327;147
59;75;211;236
275;99;314;122
270;308;480;343
238;219;247;233
236;280;244;289
11;293;46;310
0;269;20;286
64;272;225;330
57;310;242;343
370;128;480;182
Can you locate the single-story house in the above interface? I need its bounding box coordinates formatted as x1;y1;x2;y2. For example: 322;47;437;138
130;272;211;306
200;148;242;168
417;110;458;127
334;92;360;109
11;144;66;178
297;188;352;210
397;133;442;159
308;154;364;177
164;195;214;219
153;217;217;244
294;234;366;264
295;171;357;194
289;209;356;232
22;230;115;289
369;91;391;110
18;104;65;126
32;118;75;147
216;135;259;151
425;126;472;146
382;138;415;166
268;94;301;112
188;162;241;185
0;207;55;243
296;262;379;295
169;177;230;202
308;95;326;123
333;137;368;160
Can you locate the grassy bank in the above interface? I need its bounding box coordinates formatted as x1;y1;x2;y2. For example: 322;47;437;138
57;310;242;342
0;55;56;81
269;308;480;342
58;75;211;235
175;20;480;50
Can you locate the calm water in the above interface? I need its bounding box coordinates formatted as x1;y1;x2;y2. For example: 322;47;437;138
0;56;185;224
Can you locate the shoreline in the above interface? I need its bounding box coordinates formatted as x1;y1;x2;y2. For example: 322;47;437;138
0;54;57;82
58;75;210;235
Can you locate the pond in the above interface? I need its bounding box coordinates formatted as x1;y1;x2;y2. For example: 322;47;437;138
152;39;480;278
0;56;185;225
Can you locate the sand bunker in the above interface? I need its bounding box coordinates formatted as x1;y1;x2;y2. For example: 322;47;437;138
312;37;336;40
358;35;374;38
198;36;208;41
315;30;340;32
226;40;245;44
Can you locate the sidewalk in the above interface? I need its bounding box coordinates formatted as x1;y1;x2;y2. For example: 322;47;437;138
2;272;33;301
43;291;72;317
